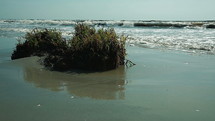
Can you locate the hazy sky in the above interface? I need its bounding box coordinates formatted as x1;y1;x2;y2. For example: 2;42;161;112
0;0;214;20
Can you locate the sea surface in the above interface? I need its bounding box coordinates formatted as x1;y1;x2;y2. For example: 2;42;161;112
1;20;215;121
1;19;215;54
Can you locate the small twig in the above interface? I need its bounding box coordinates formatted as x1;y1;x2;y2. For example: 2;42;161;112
125;59;136;68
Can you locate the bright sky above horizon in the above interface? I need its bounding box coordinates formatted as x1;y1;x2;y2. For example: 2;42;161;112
0;0;214;20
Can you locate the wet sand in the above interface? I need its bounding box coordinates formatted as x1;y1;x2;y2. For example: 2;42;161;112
1;38;215;121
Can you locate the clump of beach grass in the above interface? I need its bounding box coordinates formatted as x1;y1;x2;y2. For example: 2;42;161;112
11;28;66;60
12;24;127;71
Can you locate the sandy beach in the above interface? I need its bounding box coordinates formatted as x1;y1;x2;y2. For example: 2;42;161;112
1;36;215;121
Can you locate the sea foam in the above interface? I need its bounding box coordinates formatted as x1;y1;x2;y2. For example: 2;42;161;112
1;19;215;54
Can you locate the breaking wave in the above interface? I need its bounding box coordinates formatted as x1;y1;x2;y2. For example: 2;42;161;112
1;19;215;54
1;19;215;28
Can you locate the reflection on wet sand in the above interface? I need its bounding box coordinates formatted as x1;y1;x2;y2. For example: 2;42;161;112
19;57;126;100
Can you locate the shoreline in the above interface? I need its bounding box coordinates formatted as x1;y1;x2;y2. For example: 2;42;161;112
1;44;215;121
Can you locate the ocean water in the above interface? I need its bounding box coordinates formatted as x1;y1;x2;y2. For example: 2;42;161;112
1;19;215;54
1;20;215;121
